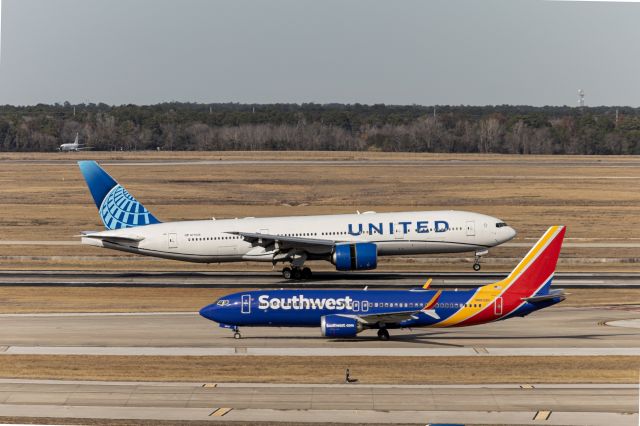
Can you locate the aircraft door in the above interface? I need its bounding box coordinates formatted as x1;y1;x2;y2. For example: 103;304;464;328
394;223;405;240
241;295;251;314
168;233;178;249
494;297;503;316
353;301;360;312
466;221;476;237
362;300;369;312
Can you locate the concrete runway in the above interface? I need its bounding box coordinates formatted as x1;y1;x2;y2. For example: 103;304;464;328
1;270;639;288
0;305;638;351
0;380;636;425
0;272;638;424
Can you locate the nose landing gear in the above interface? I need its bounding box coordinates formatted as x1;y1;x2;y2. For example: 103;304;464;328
230;326;241;339
473;250;488;271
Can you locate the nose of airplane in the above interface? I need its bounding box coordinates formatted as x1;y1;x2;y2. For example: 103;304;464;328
504;226;517;242
199;304;220;322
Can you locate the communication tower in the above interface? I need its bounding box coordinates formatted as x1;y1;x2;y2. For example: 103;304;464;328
578;89;585;108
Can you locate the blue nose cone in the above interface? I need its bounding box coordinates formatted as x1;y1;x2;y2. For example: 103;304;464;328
199;304;219;322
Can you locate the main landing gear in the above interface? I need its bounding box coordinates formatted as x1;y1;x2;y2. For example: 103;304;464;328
377;328;390;341
473;249;489;271
282;266;312;280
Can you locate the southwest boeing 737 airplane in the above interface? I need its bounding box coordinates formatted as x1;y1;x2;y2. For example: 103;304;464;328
78;161;516;279
200;226;566;340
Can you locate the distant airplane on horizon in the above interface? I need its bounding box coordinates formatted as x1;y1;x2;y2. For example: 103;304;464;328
59;133;90;152
200;226;567;340
78;161;517;279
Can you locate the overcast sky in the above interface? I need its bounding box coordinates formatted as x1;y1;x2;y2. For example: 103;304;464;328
0;0;638;106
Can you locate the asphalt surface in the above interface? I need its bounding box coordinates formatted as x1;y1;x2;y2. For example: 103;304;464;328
2;158;640;167
0;270;638;424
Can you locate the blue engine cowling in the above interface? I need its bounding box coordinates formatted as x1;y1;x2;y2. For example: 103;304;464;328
321;314;363;338
332;242;377;271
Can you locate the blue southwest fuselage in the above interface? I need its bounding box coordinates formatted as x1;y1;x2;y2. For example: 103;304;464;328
200;226;568;338
200;287;562;329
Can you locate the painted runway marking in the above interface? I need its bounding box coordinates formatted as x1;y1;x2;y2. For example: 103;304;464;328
1;346;639;357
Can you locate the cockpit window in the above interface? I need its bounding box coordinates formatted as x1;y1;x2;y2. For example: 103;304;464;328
216;299;230;306
496;222;508;228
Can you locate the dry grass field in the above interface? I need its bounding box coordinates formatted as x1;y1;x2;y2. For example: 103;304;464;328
0;152;639;271
0;287;636;313
0;355;637;384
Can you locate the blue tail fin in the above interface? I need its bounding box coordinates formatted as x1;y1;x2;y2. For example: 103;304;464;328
78;161;161;230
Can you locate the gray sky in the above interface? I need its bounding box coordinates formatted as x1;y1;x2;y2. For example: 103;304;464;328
0;0;638;106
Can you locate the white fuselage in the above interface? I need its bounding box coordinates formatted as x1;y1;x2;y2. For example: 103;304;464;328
82;210;516;264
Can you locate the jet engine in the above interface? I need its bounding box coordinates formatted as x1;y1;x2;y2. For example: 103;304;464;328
320;314;363;338
331;242;377;271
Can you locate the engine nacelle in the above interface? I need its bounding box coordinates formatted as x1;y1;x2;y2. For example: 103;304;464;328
332;242;377;271
321;314;363;338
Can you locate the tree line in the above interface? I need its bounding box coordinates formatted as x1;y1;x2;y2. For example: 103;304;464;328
0;102;639;154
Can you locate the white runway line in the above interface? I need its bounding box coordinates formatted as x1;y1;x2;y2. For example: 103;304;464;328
2;346;640;357
607;319;640;329
0;312;196;318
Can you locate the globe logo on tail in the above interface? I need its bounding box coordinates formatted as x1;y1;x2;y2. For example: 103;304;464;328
99;185;156;230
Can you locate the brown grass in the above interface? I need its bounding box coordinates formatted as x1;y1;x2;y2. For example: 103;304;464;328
0;355;638;384
1;152;639;271
0;287;636;313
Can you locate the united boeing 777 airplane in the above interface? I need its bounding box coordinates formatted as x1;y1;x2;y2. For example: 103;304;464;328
200;226;566;339
78;161;516;279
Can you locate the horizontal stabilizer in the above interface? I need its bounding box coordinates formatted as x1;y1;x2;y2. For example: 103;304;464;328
522;289;567;303
79;231;145;242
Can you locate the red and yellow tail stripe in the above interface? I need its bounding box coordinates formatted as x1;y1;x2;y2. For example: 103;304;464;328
432;226;566;327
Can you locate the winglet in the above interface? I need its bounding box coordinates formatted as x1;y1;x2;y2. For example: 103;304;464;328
423;290;442;310
422;278;432;290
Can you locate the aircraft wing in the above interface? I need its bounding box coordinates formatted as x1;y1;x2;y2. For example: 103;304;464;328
339;308;440;325
339;290;442;325
230;231;335;250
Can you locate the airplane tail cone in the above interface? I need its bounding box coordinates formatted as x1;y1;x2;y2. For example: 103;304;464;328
78;161;161;230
